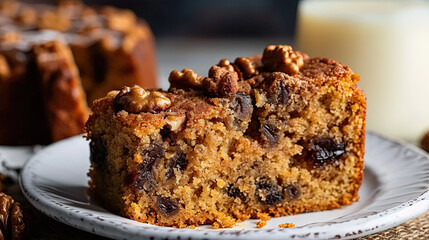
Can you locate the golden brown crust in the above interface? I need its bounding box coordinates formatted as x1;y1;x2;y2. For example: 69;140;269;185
86;45;366;228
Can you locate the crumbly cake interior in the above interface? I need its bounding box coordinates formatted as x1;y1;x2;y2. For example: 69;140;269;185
86;45;366;228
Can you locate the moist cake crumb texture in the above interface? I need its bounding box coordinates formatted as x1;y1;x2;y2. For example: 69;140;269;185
86;45;366;228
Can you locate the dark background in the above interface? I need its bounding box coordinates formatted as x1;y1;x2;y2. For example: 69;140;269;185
29;0;299;38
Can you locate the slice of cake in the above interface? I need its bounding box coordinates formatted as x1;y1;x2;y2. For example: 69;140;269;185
86;45;366;228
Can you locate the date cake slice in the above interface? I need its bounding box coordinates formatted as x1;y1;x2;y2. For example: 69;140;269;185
86;45;366;228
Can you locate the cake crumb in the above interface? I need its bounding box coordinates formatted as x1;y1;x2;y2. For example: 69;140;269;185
257;212;271;221
257;220;267;229
216;179;226;188
278;223;295;228
212;222;220;229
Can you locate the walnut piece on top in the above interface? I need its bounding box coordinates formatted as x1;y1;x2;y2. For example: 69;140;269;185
262;45;304;75
169;69;204;89
115;85;171;113
204;65;239;97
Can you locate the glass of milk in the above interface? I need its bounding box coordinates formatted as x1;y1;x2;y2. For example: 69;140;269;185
296;0;429;143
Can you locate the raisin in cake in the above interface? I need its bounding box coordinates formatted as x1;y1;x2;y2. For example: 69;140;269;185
86;45;366;228
0;0;157;145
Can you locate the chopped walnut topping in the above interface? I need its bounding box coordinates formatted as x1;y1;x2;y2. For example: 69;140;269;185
169;69;204;89
204;66;239;97
262;45;304;75
217;56;262;80
0;193;25;239
165;114;186;132
217;59;245;79
115;85;171;113
165;45;307;99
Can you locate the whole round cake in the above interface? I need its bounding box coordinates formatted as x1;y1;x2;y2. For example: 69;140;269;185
0;0;157;145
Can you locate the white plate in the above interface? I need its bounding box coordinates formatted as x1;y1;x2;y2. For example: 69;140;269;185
20;132;429;240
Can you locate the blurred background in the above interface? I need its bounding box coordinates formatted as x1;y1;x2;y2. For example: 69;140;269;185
30;0;298;38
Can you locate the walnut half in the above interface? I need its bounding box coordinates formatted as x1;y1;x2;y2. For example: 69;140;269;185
114;85;171;113
0;193;25;240
168;69;204;89
262;45;304;75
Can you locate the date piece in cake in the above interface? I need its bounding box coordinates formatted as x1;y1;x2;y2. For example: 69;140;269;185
86;45;366;228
